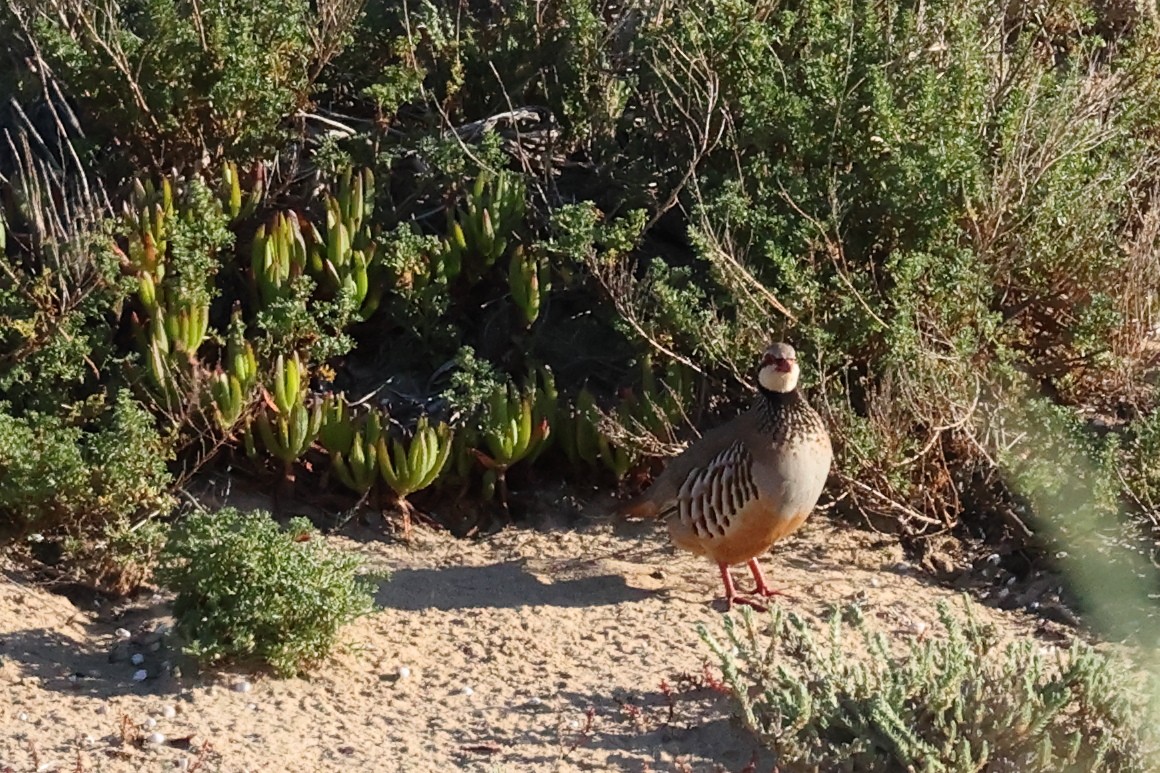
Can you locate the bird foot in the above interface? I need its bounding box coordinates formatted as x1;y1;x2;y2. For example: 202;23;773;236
722;594;768;613
750;585;794;601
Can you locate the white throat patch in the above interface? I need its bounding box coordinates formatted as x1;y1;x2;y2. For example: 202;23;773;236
758;362;800;393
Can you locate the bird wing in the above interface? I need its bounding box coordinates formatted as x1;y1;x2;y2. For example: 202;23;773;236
661;439;760;538
616;415;746;519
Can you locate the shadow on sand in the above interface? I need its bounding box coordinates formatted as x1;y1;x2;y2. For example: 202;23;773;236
374;560;654;612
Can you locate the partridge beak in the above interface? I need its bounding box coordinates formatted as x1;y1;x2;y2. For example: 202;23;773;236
763;353;794;373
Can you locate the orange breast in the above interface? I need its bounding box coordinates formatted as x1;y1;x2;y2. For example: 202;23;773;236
668;496;811;567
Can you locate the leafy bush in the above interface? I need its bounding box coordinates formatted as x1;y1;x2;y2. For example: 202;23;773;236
0;394;173;528
1;0;1158;606
4;0;360;171
155;507;375;676
701;601;1160;772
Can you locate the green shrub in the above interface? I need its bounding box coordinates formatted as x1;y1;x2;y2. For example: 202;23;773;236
1125;410;1160;514
584;0;1160;536
2;0;1158;590
156;508;376;676
0;391;174;590
6;0;358;171
701;601;1160;772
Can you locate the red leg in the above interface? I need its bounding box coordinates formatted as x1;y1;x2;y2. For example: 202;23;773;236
747;558;790;599
718;563;766;611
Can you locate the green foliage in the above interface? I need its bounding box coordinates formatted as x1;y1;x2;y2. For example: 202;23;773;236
156;508;376;676
2;0;1159;593
701;600;1160;772
377;415;454;500
441;171;526;283
589;0;1160;534
253;353;323;476
15;0;347;169
0;392;172;536
1125;410;1160;512
0;227;128;415
319;396;382;495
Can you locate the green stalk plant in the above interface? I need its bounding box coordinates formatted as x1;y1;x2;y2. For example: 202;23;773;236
253;352;323;489
377;415;455;531
475;379;551;509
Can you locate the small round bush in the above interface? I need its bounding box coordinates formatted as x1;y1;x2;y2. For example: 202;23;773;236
156;508;376;676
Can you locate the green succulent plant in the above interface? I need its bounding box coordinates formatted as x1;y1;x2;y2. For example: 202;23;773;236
253;352;323;484
319;394;383;496
377;415;454;530
475;380;551;507
440;170;526;283
251;211;309;306
209;310;259;430
218;161;266;222
312;168;383;321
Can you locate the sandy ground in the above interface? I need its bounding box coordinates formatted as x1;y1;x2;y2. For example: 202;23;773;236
0;491;1064;773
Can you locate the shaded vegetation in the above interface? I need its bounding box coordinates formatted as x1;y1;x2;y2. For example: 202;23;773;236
0;0;1157;640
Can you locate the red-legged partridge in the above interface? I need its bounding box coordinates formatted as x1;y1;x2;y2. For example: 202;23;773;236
619;342;832;609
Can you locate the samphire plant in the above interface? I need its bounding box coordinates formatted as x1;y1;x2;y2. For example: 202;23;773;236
700;600;1160;772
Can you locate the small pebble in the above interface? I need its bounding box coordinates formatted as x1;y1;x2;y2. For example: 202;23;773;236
131;653;145;665
143;717;157;729
96;705;109;715
115;628;132;640
528;697;543;706
1055;551;1069;559
911;621;927;635
397;666;411;679
83;735;96;747
232;680;252;694
986;553;1001;565
997;587;1010;600
461;686;474;697
146;732;166;745
17;712;28;722
868;577;881;588
175;758;190;770
133;669;148;682
162;705;177;719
